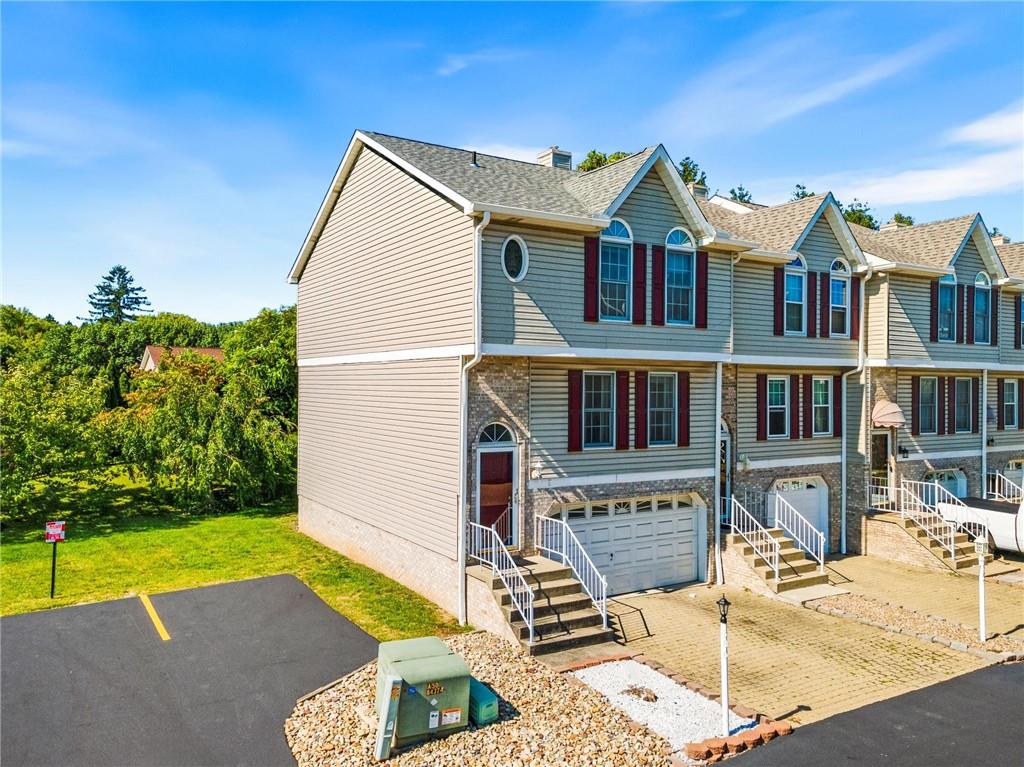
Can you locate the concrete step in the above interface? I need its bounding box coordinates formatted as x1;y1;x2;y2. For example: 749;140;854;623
511;607;605;641
771;571;830;593
739;539;802;558
726;528;787;547
485;563;573;591
505;591;594;621
753;557;821;578
523;624;617;656
496;577;583;606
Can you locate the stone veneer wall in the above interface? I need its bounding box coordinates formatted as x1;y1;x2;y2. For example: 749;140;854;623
987;449;1024;476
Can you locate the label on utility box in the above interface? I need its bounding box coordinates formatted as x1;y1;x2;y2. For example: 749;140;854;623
428;711;439;729
441;708;462;726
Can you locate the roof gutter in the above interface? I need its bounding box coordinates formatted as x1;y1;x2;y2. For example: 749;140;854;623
469;203;607;231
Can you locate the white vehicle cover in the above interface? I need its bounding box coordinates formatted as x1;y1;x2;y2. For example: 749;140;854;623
937;501;1024;554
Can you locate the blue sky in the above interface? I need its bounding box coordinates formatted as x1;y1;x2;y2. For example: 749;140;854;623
4;2;1023;323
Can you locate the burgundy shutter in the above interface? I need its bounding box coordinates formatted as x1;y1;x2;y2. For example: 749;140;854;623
991;288;999;345
947;377;956;435
911;377;920;436
677;371;690;447
634;371;648;449
583;237;599;322
696;251;709;329
819;272;831;338
773;267;784;336
756;373;767;441
966;286;976;344
971;377;980;433
806;272;818;338
929;280;939;343
851;275;861;341
789;374;800;440
802;374;813;438
1019;380;1024;431
937;377;946;436
632;243;647;325
651;245;665;326
956;286;966;343
997;378;1005;431
1015;295;1022;349
615;370;630;450
568;370;582;452
832;375;843;438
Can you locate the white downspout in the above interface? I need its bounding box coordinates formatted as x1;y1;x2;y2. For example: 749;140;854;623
457;211;490;626
981;369;988;493
713;361;724;585
840;266;873;555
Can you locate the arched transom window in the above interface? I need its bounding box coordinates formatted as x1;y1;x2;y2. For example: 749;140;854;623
665;228;695;326
480;423;514;444
599;219;632;321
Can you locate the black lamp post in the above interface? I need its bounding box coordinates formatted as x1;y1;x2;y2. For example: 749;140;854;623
718;595;731;736
718;595;731;623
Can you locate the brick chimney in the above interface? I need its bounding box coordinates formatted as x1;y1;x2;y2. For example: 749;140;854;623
687;182;709;200
880;220;911;232
537;146;572;170
991;233;1011;245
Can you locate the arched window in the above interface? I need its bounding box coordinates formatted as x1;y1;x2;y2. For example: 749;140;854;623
479;423;514;444
500;235;529;282
974;272;991;344
937;274;957;342
599;218;632;321
830;259;850;337
784;256;807;335
665;228;695;325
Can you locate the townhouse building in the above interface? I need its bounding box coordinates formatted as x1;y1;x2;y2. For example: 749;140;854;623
290;131;1023;651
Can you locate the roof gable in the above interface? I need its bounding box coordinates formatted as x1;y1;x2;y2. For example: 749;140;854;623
950;215;1006;279
792;194;866;268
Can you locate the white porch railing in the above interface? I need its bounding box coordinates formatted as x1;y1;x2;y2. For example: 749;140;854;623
987;471;1024;504
931;483;989;543
867;477;895;511
773;493;825;573
492;505;513;547
730;496;779;583
535;516;608;628
898;480;957;559
467;521;534;643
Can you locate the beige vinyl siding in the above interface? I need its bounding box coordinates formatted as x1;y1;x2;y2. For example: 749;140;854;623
528;360;716;479
297;146;475;358
297;357;461;558
847;374;868;460
999;290;1023;366
735;367;844;461
988;375;1024;451
481;170;731;355
865;276;888;359
952;239;987;283
896;370;983;455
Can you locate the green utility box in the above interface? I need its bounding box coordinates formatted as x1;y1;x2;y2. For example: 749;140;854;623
468;677;499;725
374;637;470;760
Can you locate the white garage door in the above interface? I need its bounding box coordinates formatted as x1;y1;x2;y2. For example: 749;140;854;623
924;470;966;499
774;478;829;554
560;495;702;595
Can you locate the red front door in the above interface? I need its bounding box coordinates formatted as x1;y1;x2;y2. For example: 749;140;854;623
479;451;513;528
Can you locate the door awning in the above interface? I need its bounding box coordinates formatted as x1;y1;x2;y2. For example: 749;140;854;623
872;400;906;429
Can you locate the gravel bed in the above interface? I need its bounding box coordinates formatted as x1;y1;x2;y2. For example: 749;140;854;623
285;632;671;767
573;660;754;753
811;593;1024;655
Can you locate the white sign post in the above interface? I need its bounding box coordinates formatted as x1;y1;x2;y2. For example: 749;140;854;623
975;539;988;643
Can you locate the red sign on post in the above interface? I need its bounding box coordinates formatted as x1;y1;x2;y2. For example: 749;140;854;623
45;521;66;543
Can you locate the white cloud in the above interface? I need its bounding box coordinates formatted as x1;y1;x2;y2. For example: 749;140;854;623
461;142;547;163
436;48;526;76
945;102;1024;147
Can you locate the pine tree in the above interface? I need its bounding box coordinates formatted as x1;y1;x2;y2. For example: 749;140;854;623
678;157;707;186
84;265;151;323
729;185;752;203
791;184;815;200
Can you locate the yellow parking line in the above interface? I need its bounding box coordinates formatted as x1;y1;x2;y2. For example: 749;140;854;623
139;594;171;641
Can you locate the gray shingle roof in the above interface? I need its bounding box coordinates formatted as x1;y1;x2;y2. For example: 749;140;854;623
697;195;825;253
996;242;1024;279
846;222;910;264
871;214;976;269
562;148;658;214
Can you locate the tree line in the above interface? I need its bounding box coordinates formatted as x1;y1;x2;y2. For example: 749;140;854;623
1;266;296;520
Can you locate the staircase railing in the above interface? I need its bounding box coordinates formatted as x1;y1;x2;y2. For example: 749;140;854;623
467;521;534;643
773;493;825;572
931;483;989;542
987;471;1024;504
730;496;779;582
867;477;894;511
535;515;608;628
492;505;513;547
898;480;956;559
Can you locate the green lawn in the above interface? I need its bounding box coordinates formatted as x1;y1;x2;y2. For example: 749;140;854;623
1;480;463;641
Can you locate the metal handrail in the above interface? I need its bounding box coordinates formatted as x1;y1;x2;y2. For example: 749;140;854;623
867;478;894;511
898;480;957;559
987;471;1024;504
467;521;535;643
773;493;826;573
931;483;989;542
730;496;780;582
535;515;608;628
492;505;513;546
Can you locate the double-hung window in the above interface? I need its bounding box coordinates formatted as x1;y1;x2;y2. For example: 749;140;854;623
830;259;849;337
812;377;832;435
785;257;806;335
954;378;972;433
665;228;695;325
974;273;991;344
919;377;938;434
768;376;789;438
599;219;632;321
1004;380;1019;429
648;372;677;446
937;274;956;342
582;372;614;448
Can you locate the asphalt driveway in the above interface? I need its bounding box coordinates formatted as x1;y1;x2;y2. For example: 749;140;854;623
1;575;378;767
736;662;1024;765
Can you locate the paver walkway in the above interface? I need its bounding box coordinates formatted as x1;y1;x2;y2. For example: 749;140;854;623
614;585;985;725
826;555;1024;638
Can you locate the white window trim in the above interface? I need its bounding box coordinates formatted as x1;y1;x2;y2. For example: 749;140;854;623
1005;380;1019;429
599;218;633;323
647;371;678;447
937;275;957;343
829;259;850;339
954;376;972;433
919;376;939;435
812;376;833;436
784;258;807;337
582;370;616;450
767;375;790;439
974;273;992;345
665;228;696;327
500;234;529;283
